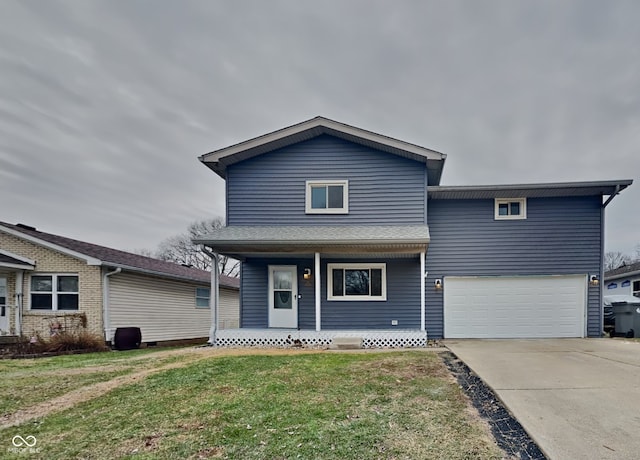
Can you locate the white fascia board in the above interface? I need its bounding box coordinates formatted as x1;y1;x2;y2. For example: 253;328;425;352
0;225;102;266
605;270;640;281
200;117;446;164
0;248;36;265
0;262;35;270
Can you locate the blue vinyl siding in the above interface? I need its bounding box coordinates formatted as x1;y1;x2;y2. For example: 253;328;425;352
227;135;427;226
241;257;421;329
425;196;603;339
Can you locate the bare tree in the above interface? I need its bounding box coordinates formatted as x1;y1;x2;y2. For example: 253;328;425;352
156;218;239;276
604;251;632;272
130;248;156;258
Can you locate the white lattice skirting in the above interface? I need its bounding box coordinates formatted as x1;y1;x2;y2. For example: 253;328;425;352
214;329;427;348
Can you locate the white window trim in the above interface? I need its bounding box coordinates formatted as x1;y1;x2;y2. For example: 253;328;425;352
305;180;349;214
29;273;79;311
195;287;211;309
327;263;387;301
494;198;527;220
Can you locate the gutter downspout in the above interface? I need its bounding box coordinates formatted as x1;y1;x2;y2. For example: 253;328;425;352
599;185;621;336
202;247;220;345
103;267;122;343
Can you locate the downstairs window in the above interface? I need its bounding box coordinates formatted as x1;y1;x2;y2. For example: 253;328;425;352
30;274;79;310
327;263;386;301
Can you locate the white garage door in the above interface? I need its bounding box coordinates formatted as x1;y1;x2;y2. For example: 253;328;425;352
444;275;586;338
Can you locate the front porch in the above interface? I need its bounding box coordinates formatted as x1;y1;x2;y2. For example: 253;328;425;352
214;328;427;348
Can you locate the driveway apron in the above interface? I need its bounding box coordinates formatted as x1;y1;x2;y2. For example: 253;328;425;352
446;339;640;460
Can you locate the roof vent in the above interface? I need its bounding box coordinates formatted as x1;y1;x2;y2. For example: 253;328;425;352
16;223;37;231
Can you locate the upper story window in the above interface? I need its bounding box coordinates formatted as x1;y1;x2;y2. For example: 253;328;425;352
633;281;640;297
30;274;79;311
305;180;349;214
494;198;526;220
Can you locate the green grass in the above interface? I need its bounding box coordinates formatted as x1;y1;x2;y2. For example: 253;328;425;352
0;347;189;416
1;351;503;459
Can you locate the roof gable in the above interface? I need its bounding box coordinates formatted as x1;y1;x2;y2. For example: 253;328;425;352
0;222;238;288
199;116;447;185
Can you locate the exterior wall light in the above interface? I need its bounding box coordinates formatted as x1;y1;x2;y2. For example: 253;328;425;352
303;268;312;280
589;274;599;286
434;279;443;289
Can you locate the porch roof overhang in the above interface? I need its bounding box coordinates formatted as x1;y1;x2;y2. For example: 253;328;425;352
0;250;35;271
194;225;430;258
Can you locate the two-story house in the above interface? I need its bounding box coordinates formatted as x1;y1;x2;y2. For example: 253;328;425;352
195;117;632;347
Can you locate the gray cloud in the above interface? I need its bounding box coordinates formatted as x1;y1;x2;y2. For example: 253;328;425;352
0;0;638;254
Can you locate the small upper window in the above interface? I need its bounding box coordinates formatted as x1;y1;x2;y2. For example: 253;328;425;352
495;198;526;220
305;180;349;214
633;281;640;298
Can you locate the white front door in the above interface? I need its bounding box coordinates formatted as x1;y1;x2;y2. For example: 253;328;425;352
0;277;8;333
268;266;298;328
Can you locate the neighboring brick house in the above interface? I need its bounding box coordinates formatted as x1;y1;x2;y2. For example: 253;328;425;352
0;222;239;344
194;116;631;347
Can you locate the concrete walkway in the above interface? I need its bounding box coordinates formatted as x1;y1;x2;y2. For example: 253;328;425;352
446;339;640;460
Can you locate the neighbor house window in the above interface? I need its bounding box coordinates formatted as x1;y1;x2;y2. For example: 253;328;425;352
305;180;349;214
495;198;526;220
30;274;79;310
327;263;386;301
196;287;210;308
634;281;640;298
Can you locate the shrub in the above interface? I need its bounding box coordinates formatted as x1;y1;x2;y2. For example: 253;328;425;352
46;330;109;353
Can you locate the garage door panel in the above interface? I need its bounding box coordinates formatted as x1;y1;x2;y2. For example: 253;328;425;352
444;276;586;338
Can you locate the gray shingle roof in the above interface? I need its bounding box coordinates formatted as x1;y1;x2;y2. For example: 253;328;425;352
194;225;430;255
605;261;640;280
0;252;33;268
0;222;238;289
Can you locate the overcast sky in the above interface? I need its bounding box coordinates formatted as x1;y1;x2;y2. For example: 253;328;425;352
0;0;638;256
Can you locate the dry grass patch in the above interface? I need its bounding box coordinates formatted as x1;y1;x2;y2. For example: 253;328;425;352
1;350;505;459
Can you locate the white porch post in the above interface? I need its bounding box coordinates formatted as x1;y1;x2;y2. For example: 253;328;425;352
15;270;24;336
211;254;220;344
315;252;321;332
420;251;426;332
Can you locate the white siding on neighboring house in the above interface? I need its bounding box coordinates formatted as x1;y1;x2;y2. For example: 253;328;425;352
108;272;238;342
218;287;239;329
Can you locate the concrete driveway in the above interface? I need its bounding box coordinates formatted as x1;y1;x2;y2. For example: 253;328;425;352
446;339;640;460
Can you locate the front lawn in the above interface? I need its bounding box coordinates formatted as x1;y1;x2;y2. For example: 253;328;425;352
0;348;189;416
1;350;504;459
